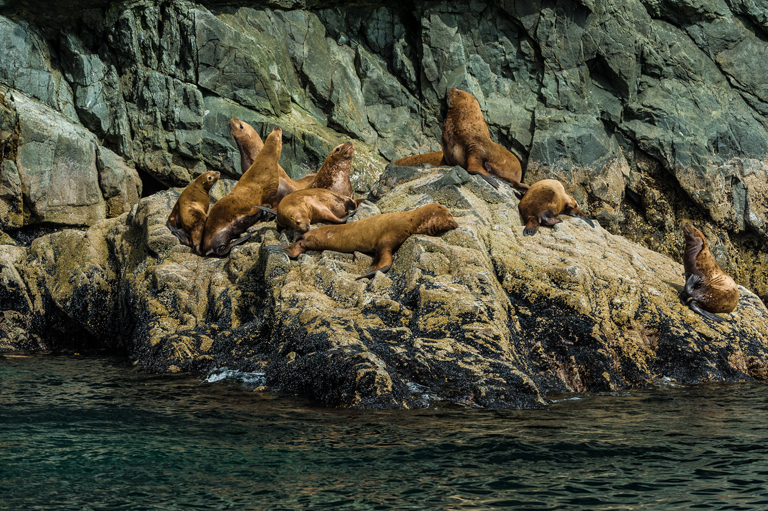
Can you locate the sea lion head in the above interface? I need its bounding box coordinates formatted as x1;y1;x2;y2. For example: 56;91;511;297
684;224;705;242
289;212;311;234
447;88;475;108
198;171;221;192
229;117;258;141
333;142;354;160
415;203;459;236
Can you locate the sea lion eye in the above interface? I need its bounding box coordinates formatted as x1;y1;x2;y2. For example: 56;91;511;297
239;124;243;129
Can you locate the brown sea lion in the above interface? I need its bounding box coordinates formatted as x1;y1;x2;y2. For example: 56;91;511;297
517;179;594;236
268;203;459;279
200;126;283;257
308;142;356;198
441;88;528;194
265;188;357;234
393;150;446;167
166;171;221;253
681;224;739;322
229;117;316;198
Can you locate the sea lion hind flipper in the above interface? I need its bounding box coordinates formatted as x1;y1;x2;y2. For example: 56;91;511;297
685;273;705;296
253;205;278;218
689;300;728;322
569;213;595;228
356;264;392;281
166;220;193;247
466;169;500;189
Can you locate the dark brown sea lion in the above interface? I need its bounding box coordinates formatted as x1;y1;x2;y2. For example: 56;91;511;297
268;188;357;234
681;224;739;322
517;179;594;236
308;142;356;198
200;126;283;257
229;117;316;198
393;151;446;167
269;203;459;279
441;88;528;194
166;171;220;253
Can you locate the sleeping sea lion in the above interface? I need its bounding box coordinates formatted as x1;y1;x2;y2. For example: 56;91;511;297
681;224;739;322
441;88;528;194
200;126;283;257
269;203;459;279
308;142;356;198
229;117;316;198
393;150;446;167
517;179;594;236
166;171;220;253
265;188;357;234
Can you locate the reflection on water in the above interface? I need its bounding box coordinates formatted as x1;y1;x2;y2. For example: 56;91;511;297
2;353;768;510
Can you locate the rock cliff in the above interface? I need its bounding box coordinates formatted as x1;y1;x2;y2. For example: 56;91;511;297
1;0;767;407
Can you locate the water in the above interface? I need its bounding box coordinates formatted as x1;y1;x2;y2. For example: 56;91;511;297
2;354;768;510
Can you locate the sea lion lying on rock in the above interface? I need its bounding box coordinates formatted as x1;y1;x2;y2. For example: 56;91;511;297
681;224;739;322
259;188;357;234
229;117;315;196
441;88;528;194
200;126;283;257
166;171;220;253
517;179;594;236
268;203;459;279
393;150;446;167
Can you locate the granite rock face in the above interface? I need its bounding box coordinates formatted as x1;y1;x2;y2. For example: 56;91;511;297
2;165;767;408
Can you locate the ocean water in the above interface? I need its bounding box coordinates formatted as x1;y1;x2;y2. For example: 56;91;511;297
2;354;768;510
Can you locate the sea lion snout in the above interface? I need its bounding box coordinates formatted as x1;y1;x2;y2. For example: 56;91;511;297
336;142;354;159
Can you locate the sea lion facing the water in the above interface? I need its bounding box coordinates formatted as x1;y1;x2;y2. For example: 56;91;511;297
270;203;459;279
166;171;220;253
681;225;739;322
441;88;528;194
200;126;283;257
517;179;594;236
229;117;315;198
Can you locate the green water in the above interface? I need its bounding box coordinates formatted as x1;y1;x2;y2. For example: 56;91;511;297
2;353;768;510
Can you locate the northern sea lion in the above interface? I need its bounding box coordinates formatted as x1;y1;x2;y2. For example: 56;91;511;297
393;150;446;167
268;188;357;234
681;224;739;322
229;117;316;198
270;203;459;279
517;179;594;236
441;88;528;194
308;142;356;198
201;126;283;257
166;171;220;253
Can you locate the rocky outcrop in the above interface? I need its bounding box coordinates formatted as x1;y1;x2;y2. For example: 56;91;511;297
2;164;767;408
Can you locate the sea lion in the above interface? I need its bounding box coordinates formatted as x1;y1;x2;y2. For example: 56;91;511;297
229;117;316;198
200;126;283;257
308;142;356;198
270;203;459;279
166;171;221;253
441;88;528;194
517;179;594;236
681;224;739;322
266;188;357;234
393;150;446;167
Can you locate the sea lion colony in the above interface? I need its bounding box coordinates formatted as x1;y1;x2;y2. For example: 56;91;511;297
168;89;740;322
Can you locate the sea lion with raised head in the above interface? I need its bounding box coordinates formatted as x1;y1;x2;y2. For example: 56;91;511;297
681;224;739;322
262;188;357;234
393;150;446;167
442;88;528;194
166;171;220;253
229;117;316;198
308;142;356;198
517;179;594;236
268;203;459;279
200;126;283;257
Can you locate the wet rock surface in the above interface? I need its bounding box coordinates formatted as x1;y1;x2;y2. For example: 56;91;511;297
2;165;768;408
